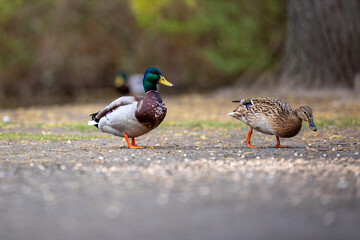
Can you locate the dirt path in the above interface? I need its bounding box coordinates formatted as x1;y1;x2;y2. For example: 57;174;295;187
0;90;359;240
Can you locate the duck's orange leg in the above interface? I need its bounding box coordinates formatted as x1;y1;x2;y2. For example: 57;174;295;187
131;137;144;148
124;133;143;149
274;136;289;148
246;129;261;148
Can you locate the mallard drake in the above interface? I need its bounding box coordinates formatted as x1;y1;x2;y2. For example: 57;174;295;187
227;97;317;148
114;71;145;96
89;67;174;149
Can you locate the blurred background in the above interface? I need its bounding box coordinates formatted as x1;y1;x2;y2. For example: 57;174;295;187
0;0;359;108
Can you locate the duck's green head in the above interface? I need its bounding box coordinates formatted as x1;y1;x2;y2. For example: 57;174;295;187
143;67;174;92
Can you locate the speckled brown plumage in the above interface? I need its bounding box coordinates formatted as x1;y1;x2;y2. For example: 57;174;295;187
135;90;167;129
228;97;317;148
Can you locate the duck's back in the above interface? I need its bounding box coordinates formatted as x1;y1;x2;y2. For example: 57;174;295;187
244;97;293;115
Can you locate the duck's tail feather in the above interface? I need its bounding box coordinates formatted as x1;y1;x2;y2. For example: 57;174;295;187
87;120;98;128
232;99;253;109
88;112;100;128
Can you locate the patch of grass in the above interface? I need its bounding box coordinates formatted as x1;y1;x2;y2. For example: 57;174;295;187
161;120;247;130
60;123;98;132
0;132;100;141
0;121;17;128
0;122;97;133
314;116;359;128
31;123;97;132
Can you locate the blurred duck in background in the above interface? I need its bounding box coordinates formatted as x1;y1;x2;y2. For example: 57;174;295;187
114;71;146;96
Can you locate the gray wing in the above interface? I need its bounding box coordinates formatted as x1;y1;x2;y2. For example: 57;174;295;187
95;96;143;119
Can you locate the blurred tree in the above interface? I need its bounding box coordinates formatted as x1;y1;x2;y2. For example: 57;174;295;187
282;0;360;88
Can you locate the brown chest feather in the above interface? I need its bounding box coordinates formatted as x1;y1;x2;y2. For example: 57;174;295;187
135;91;167;129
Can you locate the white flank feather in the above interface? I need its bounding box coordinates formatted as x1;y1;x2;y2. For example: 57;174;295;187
88;120;97;126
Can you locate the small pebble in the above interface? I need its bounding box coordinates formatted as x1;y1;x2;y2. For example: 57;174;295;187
290;196;301;206
320;195;331;205
323;211;336;226
337;180;348;189
156;192;169;205
199;186;210;196
104;203;122;219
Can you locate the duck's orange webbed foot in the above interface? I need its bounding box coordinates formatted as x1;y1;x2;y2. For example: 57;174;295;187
274;136;289;148
124;133;144;149
131;137;144;149
245;129;261;148
246;141;261;148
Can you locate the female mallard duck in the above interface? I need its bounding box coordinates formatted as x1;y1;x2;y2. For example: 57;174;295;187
88;67;174;149
228;97;317;148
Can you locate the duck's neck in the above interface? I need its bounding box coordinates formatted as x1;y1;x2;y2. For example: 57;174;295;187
144;82;158;92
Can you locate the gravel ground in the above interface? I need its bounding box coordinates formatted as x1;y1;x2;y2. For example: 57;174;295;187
0;90;359;240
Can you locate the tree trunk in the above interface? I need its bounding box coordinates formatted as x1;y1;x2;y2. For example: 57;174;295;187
282;0;360;88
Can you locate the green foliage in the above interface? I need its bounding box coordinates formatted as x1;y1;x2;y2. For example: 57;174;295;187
0;0;23;24
130;0;286;74
0;0;25;68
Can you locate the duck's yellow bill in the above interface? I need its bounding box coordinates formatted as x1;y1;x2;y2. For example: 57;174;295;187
159;76;174;87
114;76;125;87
